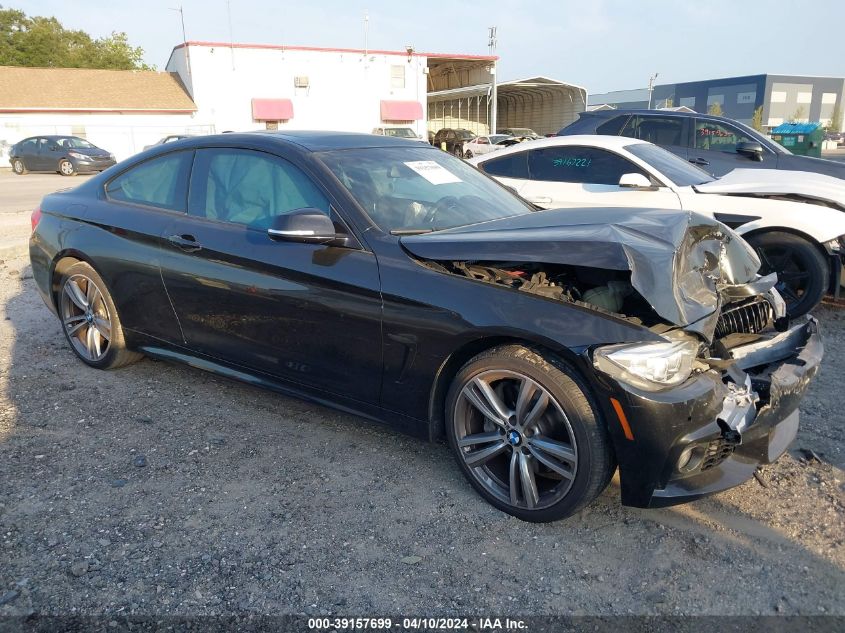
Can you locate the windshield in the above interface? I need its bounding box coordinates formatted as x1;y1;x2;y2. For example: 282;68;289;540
384;128;417;138
60;137;95;149
625;143;715;187
456;130;476;140
508;128;537;137
319;146;534;233
488;134;510;144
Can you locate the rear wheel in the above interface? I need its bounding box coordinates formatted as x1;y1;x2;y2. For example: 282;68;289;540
12;159;27;175
464;150;474;159
446;345;615;522
58;262;142;369
746;231;828;318
453;145;463;158
59;159;76;176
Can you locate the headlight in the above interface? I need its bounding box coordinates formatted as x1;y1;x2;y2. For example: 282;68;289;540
68;151;88;160
593;339;697;391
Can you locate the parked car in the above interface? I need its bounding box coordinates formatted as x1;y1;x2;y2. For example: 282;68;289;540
470;135;845;317
9;135;116;176
432;128;476;156
30;131;822;522
499;127;541;139
462;134;512;158
427;130;436;145
559;109;845;179
371;126;426;142
143;134;195;151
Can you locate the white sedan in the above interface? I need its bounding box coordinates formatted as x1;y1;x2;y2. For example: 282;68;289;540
462;134;512;159
470;135;845;317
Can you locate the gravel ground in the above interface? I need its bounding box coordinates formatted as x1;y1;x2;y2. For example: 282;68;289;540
0;250;843;620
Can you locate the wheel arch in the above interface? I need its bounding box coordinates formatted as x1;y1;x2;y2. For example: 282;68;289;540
49;251;102;311
739;226;830;259
426;334;588;442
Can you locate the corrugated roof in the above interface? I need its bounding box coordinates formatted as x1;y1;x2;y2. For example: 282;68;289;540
770;122;822;134
0;66;196;112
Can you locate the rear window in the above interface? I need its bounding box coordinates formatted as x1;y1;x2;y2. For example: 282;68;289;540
478;151;529;179
596;116;629;136
106;151;193;212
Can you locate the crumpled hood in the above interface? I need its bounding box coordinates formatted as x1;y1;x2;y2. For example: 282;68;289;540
401;208;761;337
695;168;845;210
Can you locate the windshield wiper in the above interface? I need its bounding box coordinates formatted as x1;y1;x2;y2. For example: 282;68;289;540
390;228;434;235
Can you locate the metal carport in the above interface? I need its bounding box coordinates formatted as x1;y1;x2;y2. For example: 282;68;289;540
427;76;587;136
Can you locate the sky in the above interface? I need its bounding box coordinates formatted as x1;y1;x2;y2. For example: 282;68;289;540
14;0;845;94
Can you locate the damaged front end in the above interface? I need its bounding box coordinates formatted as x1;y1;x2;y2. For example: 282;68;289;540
401;208;823;507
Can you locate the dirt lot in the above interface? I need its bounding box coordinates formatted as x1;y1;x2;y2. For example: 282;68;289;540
0;176;843;621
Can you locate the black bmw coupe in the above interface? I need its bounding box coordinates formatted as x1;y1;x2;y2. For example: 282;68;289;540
29;131;822;522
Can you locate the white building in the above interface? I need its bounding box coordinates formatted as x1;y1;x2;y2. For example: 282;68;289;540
0;66;210;162
167;41;587;137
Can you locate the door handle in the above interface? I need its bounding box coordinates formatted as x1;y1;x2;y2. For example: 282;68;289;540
167;234;202;252
526;196;552;205
689;157;710;166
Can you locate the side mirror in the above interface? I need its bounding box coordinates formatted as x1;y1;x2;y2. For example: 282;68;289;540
736;141;764;161
267;208;338;245
618;173;653;189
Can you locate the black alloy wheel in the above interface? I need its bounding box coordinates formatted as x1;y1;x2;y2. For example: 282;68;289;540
446;345;615;522
748;231;828;318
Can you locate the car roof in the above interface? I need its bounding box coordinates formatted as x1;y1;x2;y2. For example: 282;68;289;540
184;130;428;151
469;134;648;162
20;135;83;141
583;108;732;122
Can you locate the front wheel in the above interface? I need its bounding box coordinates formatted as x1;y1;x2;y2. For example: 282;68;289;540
464;150;474;159
446;345;615;522
58;262;142;369
59;159;76;176
12;159;27;175
746;231;828;318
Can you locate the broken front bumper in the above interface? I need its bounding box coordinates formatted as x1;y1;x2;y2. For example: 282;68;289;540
596;316;822;509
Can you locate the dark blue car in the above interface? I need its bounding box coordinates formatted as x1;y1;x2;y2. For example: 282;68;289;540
9;135;116;176
559;109;845;179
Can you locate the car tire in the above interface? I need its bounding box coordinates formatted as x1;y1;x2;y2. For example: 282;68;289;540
58;261;143;369
453;146;463;158
445;344;615;522
746;231;828;318
11;159;27;175
464;150;474;159
59;159;76;176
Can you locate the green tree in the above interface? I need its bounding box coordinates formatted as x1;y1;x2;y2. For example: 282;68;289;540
0;6;152;70
790;105;806;122
751;106;764;132
828;103;843;132
707;101;723;116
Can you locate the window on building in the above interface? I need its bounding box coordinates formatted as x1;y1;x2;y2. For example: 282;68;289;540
391;65;405;89
188;148;330;230
105;151;193;212
528;146;646;185
694;120;753;152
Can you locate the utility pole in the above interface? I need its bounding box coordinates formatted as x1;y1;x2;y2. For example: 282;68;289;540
488;26;497;134
647;72;659;109
170;6;192;86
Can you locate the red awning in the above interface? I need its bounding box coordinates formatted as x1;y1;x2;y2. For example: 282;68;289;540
380;100;423;121
252;98;294;121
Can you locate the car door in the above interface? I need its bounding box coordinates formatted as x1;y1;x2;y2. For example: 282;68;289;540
158;146;383;404
32;138;55;170
88;150;195;342
619;114;690;162
16;139;39;169
516;146;683;210
689;118;775;176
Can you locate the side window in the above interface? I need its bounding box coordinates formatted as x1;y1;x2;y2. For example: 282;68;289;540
694;120;753;152
620;116;685;147
188;148;330;230
20;139;37;153
477;137;489;145
479;151;529;179
596;116;629;136
528;147;646;185
106;151;193;212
